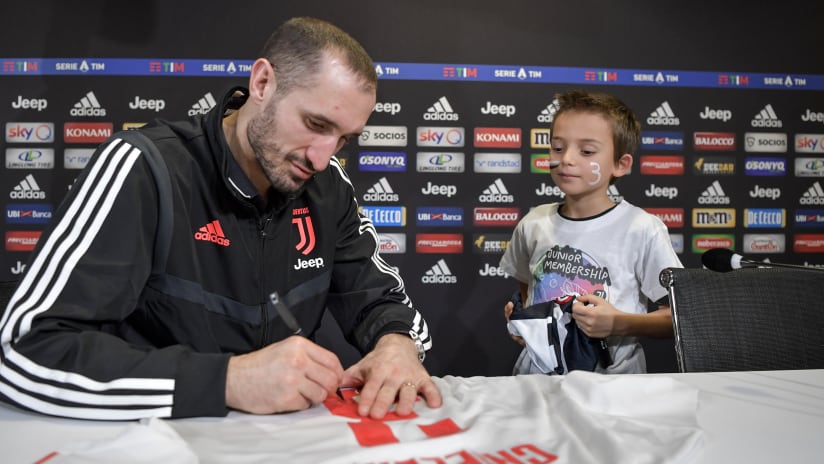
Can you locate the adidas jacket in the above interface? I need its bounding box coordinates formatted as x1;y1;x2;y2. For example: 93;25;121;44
0;87;431;420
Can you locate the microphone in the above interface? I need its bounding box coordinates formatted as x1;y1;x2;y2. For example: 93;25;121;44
701;248;824;273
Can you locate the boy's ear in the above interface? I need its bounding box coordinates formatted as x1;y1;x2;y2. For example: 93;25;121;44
614;153;633;178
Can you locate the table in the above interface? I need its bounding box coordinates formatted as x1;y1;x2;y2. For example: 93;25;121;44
1;370;822;463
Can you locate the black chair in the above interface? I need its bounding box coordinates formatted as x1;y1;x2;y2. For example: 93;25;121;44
659;267;824;372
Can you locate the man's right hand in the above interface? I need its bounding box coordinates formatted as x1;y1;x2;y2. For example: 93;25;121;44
225;336;344;414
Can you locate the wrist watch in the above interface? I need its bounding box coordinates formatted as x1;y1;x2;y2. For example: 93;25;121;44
408;330;426;362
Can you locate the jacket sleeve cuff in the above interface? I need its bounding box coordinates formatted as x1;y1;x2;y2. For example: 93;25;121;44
171;351;231;418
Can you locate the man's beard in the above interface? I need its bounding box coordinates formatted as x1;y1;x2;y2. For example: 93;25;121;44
247;97;309;194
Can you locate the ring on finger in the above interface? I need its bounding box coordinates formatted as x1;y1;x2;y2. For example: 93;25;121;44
402;381;416;389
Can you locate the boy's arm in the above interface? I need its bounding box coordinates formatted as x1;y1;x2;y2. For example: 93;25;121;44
572;295;674;338
613;304;674;338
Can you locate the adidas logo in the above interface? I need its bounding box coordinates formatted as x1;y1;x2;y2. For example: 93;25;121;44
479;178;514;203
363;177;399;202
423;96;459;121
421;259;457;284
194;219;231;246
188;92;217;116
607;185;623;203
647;101;680;126
698;180;730;205
537;99;560;123
70;91;106;117
751;104;783;128
800;181;824;205
10;174;45;200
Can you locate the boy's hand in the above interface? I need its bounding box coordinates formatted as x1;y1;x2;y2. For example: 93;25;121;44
504;300;525;346
571;293;622;338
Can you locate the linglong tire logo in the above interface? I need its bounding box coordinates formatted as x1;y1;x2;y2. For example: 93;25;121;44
292;216;316;255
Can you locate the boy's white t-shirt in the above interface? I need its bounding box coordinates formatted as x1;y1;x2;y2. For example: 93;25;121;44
499;200;683;374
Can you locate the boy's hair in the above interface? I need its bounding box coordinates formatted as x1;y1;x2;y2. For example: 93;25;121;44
259;17;377;96
551;90;641;161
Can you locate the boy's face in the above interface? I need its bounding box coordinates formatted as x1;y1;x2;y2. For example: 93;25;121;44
549;110;631;199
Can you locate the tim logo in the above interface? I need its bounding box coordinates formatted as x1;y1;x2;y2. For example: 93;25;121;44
292;207;316;255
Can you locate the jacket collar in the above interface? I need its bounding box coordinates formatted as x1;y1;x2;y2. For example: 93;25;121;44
205;86;305;213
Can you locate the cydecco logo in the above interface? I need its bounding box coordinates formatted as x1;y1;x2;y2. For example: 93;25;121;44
64;122;113;143
744;208;786;228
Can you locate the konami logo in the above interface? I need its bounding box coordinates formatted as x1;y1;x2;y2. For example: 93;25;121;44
473;127;522;148
63;122;113;143
644;208;684;228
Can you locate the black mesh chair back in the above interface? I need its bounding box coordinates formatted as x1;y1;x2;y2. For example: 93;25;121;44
659;267;824;372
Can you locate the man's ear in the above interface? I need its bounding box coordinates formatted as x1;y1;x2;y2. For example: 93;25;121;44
248;58;276;103
614;153;633;178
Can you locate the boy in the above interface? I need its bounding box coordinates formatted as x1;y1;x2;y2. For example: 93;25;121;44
499;90;682;374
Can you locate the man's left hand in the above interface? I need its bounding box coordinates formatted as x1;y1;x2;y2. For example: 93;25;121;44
341;333;442;419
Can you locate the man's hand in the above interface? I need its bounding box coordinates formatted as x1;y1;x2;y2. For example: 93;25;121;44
225;336;344;414
341;333;442;419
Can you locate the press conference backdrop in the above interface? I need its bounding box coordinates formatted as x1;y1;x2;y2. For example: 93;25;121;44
1;1;823;376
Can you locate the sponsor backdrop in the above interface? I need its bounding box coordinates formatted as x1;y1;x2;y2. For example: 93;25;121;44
1;1;823;376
